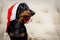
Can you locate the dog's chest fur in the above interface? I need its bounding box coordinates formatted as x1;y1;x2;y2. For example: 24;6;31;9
8;20;27;35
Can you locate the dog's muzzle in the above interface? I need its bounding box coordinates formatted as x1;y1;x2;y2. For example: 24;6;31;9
30;10;35;16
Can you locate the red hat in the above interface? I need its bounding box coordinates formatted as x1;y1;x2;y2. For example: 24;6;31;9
6;3;30;32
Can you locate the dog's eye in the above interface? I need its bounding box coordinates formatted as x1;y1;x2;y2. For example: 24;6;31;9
21;6;23;9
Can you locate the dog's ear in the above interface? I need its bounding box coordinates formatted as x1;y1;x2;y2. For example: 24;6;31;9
18;10;19;14
18;10;20;15
16;10;20;19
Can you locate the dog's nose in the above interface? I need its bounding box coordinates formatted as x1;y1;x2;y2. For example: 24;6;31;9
30;10;35;16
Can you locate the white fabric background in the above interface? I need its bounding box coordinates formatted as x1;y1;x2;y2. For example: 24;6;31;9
0;0;60;40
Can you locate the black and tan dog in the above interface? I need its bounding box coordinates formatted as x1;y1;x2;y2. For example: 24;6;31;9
7;3;35;40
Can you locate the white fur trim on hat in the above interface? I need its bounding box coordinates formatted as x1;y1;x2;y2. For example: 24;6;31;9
10;3;20;21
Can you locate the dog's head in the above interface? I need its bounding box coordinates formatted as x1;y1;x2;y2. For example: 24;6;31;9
16;3;35;23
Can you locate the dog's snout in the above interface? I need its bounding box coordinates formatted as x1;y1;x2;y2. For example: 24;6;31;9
31;11;35;16
30;10;35;16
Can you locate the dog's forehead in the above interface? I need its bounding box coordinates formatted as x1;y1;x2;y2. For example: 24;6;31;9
18;3;29;10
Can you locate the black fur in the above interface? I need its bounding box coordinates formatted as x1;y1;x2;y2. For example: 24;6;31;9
7;3;35;40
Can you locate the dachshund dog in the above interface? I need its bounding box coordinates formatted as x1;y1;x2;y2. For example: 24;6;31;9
7;3;35;40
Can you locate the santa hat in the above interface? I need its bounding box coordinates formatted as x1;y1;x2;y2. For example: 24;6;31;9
6;3;30;32
6;3;19;32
